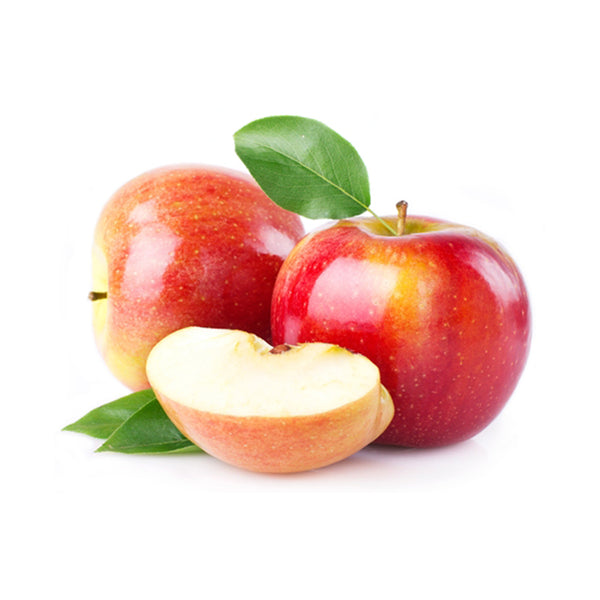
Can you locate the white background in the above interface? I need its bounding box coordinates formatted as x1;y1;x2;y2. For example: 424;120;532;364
3;1;599;598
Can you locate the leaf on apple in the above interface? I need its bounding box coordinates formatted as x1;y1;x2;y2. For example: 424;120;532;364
234;116;371;219
63;389;202;454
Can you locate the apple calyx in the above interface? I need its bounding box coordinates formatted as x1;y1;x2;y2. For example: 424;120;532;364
88;291;108;301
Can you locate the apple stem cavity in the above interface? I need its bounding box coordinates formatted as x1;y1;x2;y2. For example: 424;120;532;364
396;201;408;236
88;291;108;301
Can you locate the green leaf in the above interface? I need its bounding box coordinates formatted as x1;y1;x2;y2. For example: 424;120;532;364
96;397;202;455
234;115;371;220
63;389;157;439
63;389;202;455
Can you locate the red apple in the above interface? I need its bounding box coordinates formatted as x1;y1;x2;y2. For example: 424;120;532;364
271;208;531;448
90;164;305;391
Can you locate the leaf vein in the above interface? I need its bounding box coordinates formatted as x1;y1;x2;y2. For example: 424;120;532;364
253;143;369;210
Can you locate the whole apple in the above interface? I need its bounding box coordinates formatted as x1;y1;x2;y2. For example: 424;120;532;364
271;209;531;448
90;164;305;391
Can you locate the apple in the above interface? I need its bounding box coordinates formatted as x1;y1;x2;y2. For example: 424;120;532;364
271;204;531;448
145;326;394;473
90;165;305;391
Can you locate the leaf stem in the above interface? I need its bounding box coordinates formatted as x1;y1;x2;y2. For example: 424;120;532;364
365;206;398;236
339;190;400;235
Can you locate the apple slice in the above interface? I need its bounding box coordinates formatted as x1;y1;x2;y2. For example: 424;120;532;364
146;326;394;473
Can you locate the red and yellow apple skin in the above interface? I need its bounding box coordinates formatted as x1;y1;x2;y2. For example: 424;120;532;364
155;386;394;474
271;215;532;448
91;165;305;391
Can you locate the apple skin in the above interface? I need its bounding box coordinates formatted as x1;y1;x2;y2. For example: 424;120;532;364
271;214;532;448
154;381;394;474
91;164;305;391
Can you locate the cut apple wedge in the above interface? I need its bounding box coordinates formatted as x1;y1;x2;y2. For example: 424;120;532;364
146;326;394;473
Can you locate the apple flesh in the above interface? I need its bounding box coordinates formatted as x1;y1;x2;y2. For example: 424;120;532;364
146;327;394;473
90;165;305;391
271;212;531;448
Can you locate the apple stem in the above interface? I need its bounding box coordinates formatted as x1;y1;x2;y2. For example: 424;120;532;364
396;201;408;235
88;291;108;301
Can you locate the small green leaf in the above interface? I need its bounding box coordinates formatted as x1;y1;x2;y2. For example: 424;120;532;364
63;389;156;439
64;389;203;455
234;115;371;220
96;398;202;455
